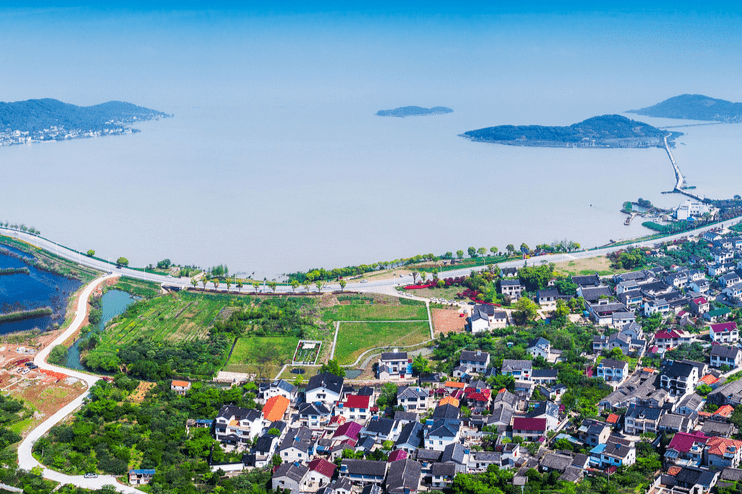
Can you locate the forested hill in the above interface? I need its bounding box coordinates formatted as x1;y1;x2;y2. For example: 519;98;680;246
461;114;669;148
628;94;742;122
376;106;453;117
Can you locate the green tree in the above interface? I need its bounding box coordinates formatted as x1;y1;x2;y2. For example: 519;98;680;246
513;297;539;324
191;278;198;289
506;244;515;254
520;243;530;254
375;382;398;408
467;247;476;258
315;280;324;293
268;281;278;293
319;359;345;378
201;278;208;290
291;280;300;293
456;250;464;259
116;257;129;267
412;355;430;375
490;246;498;256
236;281;243;292
339;279;347;292
477;247;487;257
553;299;570;325
253;281;261;293
213;279;220;291
86;249;95;257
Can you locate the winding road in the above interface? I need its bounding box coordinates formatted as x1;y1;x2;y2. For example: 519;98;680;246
16;273;144;493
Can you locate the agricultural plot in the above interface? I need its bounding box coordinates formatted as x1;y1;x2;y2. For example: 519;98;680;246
101;292;241;346
334;321;430;365
225;336;299;378
293;340;322;365
322;294;427;322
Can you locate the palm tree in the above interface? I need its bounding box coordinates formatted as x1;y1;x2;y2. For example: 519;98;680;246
411;271;419;285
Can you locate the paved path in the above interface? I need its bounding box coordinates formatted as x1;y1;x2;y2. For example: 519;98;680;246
16;273;144;493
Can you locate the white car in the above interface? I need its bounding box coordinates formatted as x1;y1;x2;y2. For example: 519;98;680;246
360;279;368;283
84;473;98;479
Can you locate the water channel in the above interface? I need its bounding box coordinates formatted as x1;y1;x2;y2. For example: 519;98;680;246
64;289;138;370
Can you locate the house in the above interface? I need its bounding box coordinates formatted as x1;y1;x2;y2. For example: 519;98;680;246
586;300;630;326
262;379;298;403
578;419;611;447
467;451;502;472
501;360;532;381
713;249;736;265
710;322;739;344
431;462;457;489
500;279;524;301
170;380;191;395
512;417;547;440
298;402;332;429
279;427;314;463
491;311;509;329
665;271;690;289
468;309;490;334
617;290;643;309
572;274;601;287
252;434;280;468
690;297;710;316
540;453;574;473
654;329;693;351
527;401;560;431
720;272;742;288
689;279;711;294
537;289;559;307
532;369;558;385
705;437;742;469
441;442;469;472
704;307;731;323
214;405;263;446
459;350;490;374
616;280;639;294
676;393;705;416
710;345;742;369
664;431;708;467
596;359;629;384
644;298;671;317
672;466;719;494
661;361;699;397
578;286;613;303
527;338;551;359
397;387;428;412
395;421;423;453
708;379;742;407
338;395;372;422
424;419;461;451
263;395;290;424
624;405;663;435
333;422;363;444
306;372;344;405
339;459;388;484
363;418;396;443
129;469;155;485
385;458;421;494
304;459;337;492
378;352;410;380
658;413;693;434
272;462;309;494
724;283;742;300
589;437;636;469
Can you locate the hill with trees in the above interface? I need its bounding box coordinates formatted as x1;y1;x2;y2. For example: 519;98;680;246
376;106;453;117
461;114;668;148
628;94;742;122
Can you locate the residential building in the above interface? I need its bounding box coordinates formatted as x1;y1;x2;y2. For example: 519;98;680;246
501;360;532;381
170;380;191;395
527;338;551;359
661;361;699;397
512;417;547;440
306;373;344;406
378;352;410;380
262;380;298;403
339;459;387;484
710;345;742;369
263;395;290;424
214;405;263;446
395;421;423;454
596;359;629;384
424;419;461;451
690;297;710;316
304;459;337;493
710;322;739;344
272;463;308;494
705;437;742;469
589;437;636;469
624;405;663;435
397;387;428;412
279;427;314;463
129;469;155;486
385;458;422;494
500;279;524;301
459;350;490;373
537;289;559;307
338;395;372;422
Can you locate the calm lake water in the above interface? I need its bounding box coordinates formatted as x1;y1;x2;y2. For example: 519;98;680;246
1;103;739;279
0;246;81;334
65;289;137;370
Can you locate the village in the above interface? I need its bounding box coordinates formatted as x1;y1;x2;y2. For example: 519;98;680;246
127;227;742;494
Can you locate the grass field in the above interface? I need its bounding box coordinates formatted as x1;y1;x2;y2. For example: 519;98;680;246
400;285;462;301
103;291;242;346
322;295;427;322
553;256;626;277
334;321;430;365
224;336;300;378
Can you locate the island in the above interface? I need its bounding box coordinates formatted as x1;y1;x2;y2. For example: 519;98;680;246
628;94;742;122
0;98;171;147
376;105;453;117
461;114;673;148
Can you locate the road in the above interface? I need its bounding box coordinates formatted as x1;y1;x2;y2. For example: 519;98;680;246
16;273;144;493
3;217;742;297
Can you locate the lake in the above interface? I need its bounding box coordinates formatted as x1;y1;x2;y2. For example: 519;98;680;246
0;246;81;334
65;289;138;370
1;103;738;279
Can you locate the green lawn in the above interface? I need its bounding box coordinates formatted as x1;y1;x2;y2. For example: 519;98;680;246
322;295;427;322
103;291;244;346
334;321;430;365
399;285;462;301
225;336;300;378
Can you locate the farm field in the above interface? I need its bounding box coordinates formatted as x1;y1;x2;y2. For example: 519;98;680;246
553;256;626;277
400;285;463;301
224;336;300;378
101;291;243;346
334;321;430;365
322;294;427;322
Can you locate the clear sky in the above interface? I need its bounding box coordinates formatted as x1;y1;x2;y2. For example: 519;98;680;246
1;2;741;117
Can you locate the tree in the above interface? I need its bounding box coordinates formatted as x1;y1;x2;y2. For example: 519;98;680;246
291;280;300;293
236;281;243;292
520;243;530;254
375;383;398;408
412;355;431;375
86;249;95;257
268;281;277;293
202;278;208;290
213;279;220;291
319;359;345;377
513;297;539;324
225;279;231;292
456;250;464;259
467;247;476;258
315;280;324;293
253;281;261;293
339;280;347;292
477;247;487;257
157;259;172;269
506;244;515;254
411;271;419;285
490;246;498;256
191;278;198;290
116;257;129;267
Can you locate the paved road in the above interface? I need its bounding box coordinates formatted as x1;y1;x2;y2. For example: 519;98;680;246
16;273;144;493
3;217;741;296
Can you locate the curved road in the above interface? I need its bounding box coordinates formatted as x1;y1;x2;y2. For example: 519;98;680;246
3;219;741;298
16;273;143;493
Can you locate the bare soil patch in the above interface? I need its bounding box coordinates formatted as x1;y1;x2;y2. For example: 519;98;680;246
432;308;467;334
128;381;156;403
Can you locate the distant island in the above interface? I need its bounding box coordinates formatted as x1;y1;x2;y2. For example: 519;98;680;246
461;114;673;148
629;94;742;123
0;98;171;147
376;106;453;118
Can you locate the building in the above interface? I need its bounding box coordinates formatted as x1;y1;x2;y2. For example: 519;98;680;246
129;469;155;485
654;329;693;351
339;459;388;484
500;279;524;301
298;402;332;429
214;405;263;446
305;459;337;492
690;297;710;316
378;352;409;380
589;437;636;469
710;345;742;369
501;360;532;381
263;395;290;424
705;437;742;469
661;361;699;397
596;359;629;384
338;395;372;422
512;418;547;440
272;462;309;494
527;338;551;359
262;379;298;403
675;199;710;220
424;419;461;451
279;427;314;463
396;387;428;412
460;350;490;373
710;322;739;344
624;405;663;435
385;458;422;494
170;380;191;395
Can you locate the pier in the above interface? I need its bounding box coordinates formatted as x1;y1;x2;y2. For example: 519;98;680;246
663;135;705;202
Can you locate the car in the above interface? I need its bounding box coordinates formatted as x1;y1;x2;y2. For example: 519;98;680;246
84;473;98;478
360;279;368;283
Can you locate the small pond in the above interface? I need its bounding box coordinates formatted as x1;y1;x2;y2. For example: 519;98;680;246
65;289;138;370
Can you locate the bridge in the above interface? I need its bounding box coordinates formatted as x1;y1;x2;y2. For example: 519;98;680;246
663;134;705;202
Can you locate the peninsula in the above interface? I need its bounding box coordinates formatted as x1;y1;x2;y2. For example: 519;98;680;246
461;114;671;148
0;98;171;147
629;94;742;122
376;105;453;117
